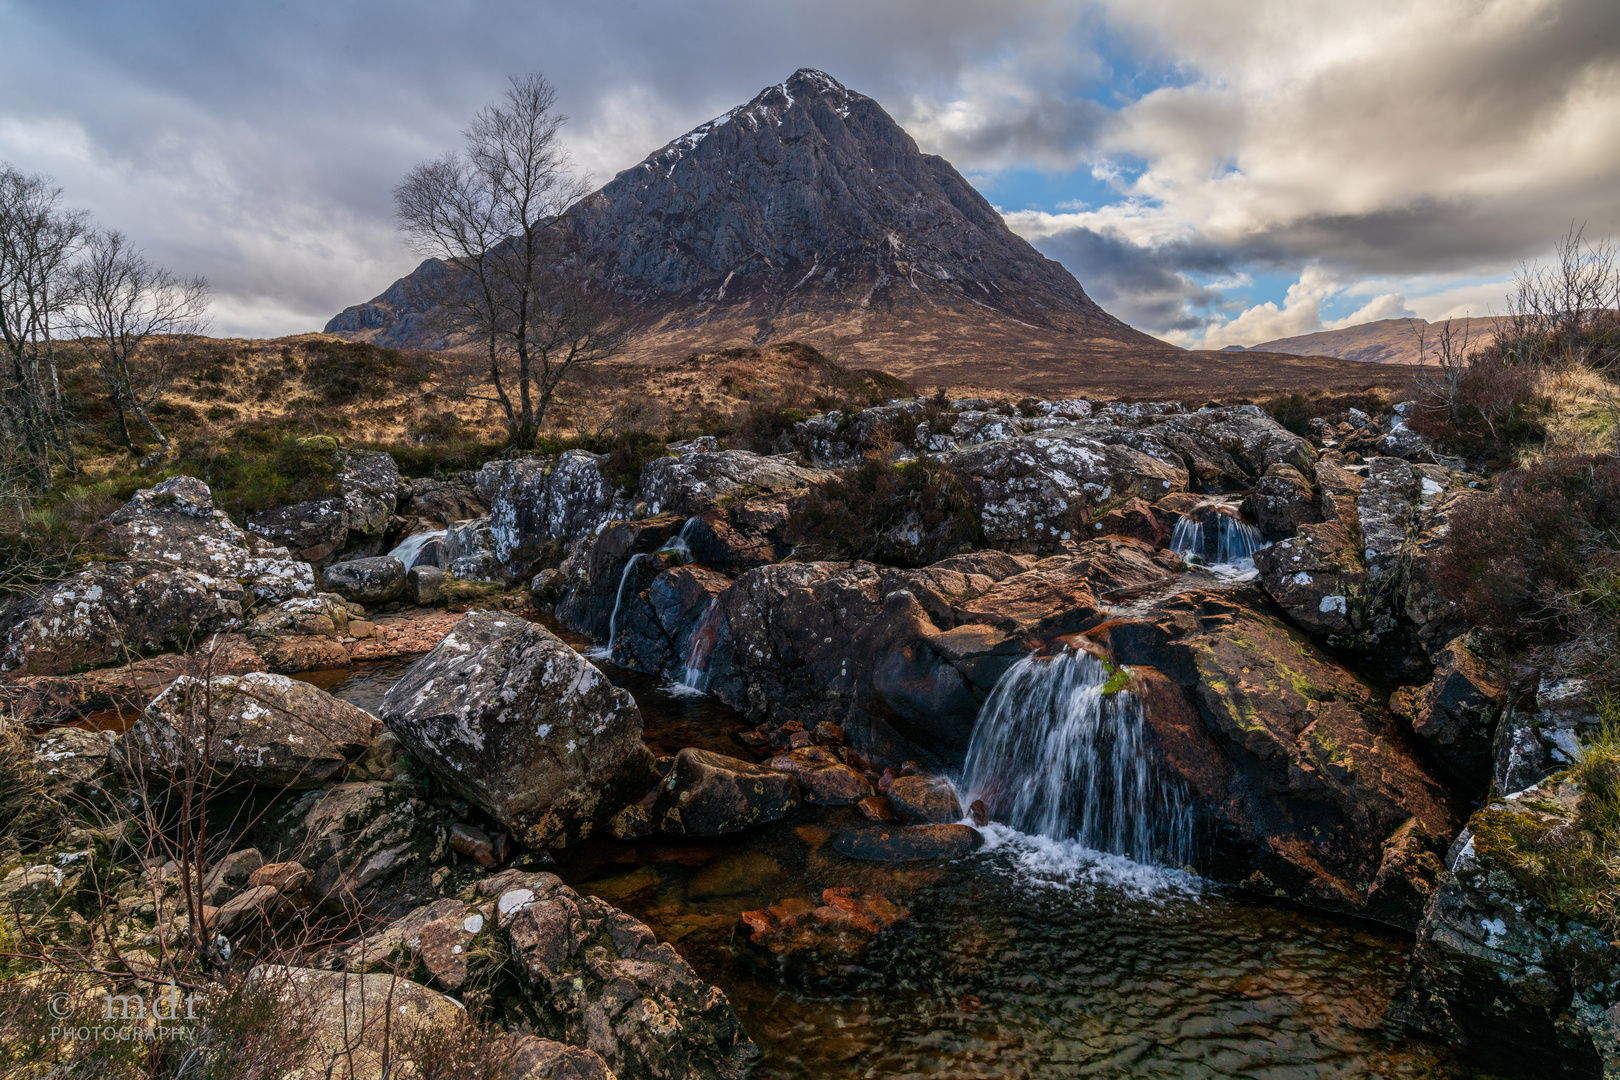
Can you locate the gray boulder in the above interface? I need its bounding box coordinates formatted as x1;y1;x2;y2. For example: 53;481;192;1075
445;516;509;583
484;869;759;1080
480;451;631;579
379;611;654;848
947;434;1187;552
115;671;382;789
406;565;443;605
320;556;407;604
636;449;830;517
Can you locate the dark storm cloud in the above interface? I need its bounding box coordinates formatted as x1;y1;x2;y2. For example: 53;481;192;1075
1031;227;1235;332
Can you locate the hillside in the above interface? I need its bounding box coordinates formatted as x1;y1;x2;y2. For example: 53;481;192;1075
326;68;1181;382
1246;316;1506;364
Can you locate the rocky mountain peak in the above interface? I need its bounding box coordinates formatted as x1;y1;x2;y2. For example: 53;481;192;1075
327;69;1175;380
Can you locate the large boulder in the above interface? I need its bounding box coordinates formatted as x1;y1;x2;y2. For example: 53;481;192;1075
1396;778;1620;1077
320;556;407;605
444;515;509;583
1096;589;1463;928
114;671;382;789
554;518;689;644
793;401;926;467
947;433;1187;552
251;966;465;1080
480;451;631;579
484;870;758;1080
635;449;830;517
650;748;802;835
244;497;351;566
100;475;315;602
379;611;654;848
0;477;315;676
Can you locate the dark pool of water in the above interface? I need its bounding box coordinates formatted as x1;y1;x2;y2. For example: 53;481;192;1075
294;660;413;715
306;652;1516;1080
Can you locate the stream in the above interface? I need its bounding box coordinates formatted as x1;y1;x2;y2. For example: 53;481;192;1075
297;655;1516;1080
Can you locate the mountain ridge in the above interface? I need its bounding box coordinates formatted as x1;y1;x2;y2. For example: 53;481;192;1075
326;68;1180;381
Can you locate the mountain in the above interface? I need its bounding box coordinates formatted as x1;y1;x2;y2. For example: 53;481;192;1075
326;68;1179;383
1249;317;1507;365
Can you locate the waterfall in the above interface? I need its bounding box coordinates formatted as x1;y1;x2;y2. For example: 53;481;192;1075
586;552;650;661
386;529;447;570
676;599;724;693
658;517;701;565
960;649;1195;868
1169;508;1266;568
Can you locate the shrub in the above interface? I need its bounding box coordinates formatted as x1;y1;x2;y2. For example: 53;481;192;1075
792;456;982;568
1264;390;1389;438
0;716;67;857
301;340;431;406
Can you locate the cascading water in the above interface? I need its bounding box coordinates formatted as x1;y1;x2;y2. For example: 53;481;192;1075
586;552;650;661
659;517;701;565
960;649;1196;868
1169;507;1267;570
386;529;447;570
673;599;724;695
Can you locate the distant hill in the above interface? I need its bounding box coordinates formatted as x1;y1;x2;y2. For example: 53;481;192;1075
1249;317;1507;365
326;68;1180;384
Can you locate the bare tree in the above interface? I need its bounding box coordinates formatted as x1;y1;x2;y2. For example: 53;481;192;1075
0;164;86;492
395;72;624;449
1497;225;1620;370
1413;317;1475;427
71;229;210;451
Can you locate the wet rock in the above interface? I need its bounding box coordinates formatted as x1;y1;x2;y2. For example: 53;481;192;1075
1397;779;1620;1076
765;750;873;805
273;780;443;900
1097;590;1463;928
637;449;830;517
488;870;759;1080
407;564;444;605
115;672;382;789
480;451;631;579
380;611;654;848
1392;636;1506;793
740;886;909;967
832;823;983;861
320;556;407;605
652;748;802;835
947;433;1188;552
554;517;687;643
857;796;895;821
1243;468;1322;540
616;563;732;678
251;966;466;1080
1085;497;1171;548
886;775;963;823
445;515;510;583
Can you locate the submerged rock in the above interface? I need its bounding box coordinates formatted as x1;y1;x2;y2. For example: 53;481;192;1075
832;823;984;861
379;611;654;848
651;748;802;835
740;886;909;968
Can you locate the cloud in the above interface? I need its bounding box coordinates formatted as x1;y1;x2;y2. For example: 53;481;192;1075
0;0;1616;343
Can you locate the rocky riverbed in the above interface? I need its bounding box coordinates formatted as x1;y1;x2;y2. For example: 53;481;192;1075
3;393;1611;1078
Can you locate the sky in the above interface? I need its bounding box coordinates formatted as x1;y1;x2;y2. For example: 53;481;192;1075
2;0;1617;349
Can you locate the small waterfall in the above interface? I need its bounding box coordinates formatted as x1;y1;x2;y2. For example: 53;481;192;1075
587;552;650;661
960;649;1195;868
386;529;447;570
658;517;701;565
676;599;724;694
1169;508;1266;569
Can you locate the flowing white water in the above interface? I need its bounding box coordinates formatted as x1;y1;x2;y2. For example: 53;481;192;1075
658;517;701;565
960;649;1196;870
669;599;724;696
1169;507;1267;574
386;529;446;570
586;552;651;661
